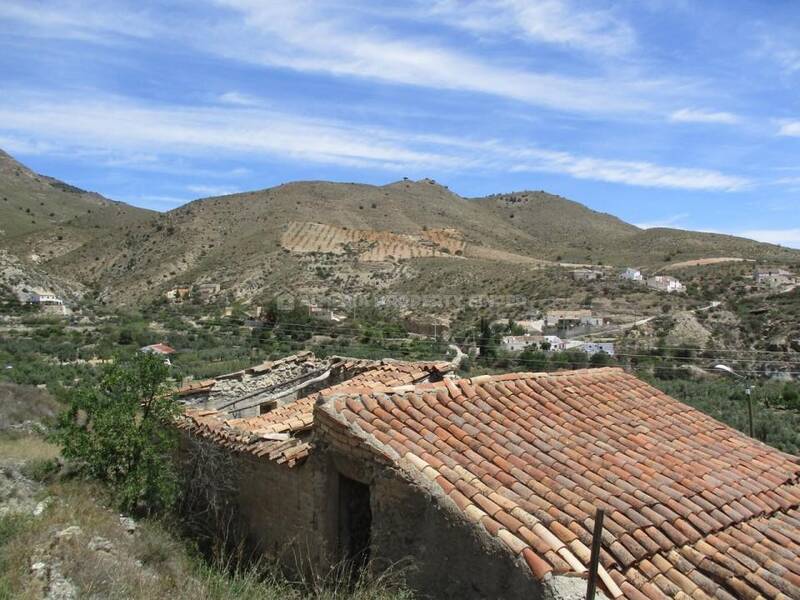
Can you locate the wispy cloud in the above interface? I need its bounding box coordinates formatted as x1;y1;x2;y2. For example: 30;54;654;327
0;92;749;192
757;34;800;74
217;91;261;107
204;1;672;115
0;0;696;117
425;0;635;56
0;1;155;42
739;228;800;248
777;120;800;137
670;108;741;125
634;212;690;229
187;184;241;197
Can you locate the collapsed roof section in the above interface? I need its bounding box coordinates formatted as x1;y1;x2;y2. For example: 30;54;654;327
177;355;454;467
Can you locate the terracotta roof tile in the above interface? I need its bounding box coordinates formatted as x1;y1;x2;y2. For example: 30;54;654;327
317;367;800;599
177;357;452;467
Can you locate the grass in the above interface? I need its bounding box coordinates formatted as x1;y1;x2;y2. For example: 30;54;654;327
0;444;413;600
0;433;59;463
0;383;62;430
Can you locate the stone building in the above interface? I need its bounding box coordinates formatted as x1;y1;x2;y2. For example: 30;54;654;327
177;351;453;418
178;364;800;600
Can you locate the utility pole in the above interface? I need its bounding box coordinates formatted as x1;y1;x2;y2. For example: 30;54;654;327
714;364;755;438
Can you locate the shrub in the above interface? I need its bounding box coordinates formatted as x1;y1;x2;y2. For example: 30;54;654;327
54;352;180;514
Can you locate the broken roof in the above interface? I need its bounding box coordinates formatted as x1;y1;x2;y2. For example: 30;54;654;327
177;358;453;467
317;367;800;600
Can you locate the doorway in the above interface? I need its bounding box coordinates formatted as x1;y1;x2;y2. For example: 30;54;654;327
338;474;372;575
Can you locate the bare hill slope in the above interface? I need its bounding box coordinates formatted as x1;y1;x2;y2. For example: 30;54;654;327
0;150;154;264
1;150;797;306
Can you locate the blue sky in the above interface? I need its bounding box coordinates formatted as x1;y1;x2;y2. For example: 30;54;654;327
1;1;799;247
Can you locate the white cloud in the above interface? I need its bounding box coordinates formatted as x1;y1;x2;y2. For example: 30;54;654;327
670;108;740;125
739;228;800;248
204;1;669;115
757;35;800;74
0;1;693;117
633;213;690;229
0;1;155;42
0;92;748;192
426;0;635;56
187;184;241;197
218;91;261;106
777;121;800;137
0;135;57;155
502;148;748;191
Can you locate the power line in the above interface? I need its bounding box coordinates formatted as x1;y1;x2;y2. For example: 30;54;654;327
241;319;800;356
238;322;800;367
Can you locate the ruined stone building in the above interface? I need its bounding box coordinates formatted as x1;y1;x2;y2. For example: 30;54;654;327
177;351;453;418
177;362;800;600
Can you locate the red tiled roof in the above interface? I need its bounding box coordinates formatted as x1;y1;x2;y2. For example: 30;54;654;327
317;368;800;599
177;358;454;467
142;343;176;354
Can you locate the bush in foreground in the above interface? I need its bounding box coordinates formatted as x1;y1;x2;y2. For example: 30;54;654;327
54;352;179;514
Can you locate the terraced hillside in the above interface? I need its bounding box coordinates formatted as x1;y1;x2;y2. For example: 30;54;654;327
282;222;466;260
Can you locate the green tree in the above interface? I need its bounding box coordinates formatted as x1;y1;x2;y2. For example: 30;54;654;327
54;352;179;514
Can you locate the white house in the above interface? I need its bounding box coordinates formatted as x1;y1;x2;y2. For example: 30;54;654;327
542;335;566;352
754;268;796;289
646;275;685;293
580;342;616;357
30;291;63;306
620;268;643;282
500;335;542;352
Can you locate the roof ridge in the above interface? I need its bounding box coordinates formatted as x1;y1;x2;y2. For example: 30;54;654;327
319;367;628;399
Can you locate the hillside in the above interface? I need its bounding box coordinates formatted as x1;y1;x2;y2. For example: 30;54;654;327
0;150;154;267
2;150;798;310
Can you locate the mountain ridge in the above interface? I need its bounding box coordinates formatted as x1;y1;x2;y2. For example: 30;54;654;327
0;149;797;308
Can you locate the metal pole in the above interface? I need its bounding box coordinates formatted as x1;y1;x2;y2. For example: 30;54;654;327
746;386;754;438
586;508;605;600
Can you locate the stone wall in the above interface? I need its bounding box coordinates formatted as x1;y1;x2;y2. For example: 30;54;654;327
178;408;592;599
178;432;325;572
314;445;544;599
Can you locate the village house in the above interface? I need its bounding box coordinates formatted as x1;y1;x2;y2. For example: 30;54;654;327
578;341;615;356
619;267;643;282
541;334;566;351
29;289;69;315
754;268;796;289
646;275;685;293
140;343;176;364
492;317;544;334
165;286;191;302
500;335;542;352
196;282;221;299
308;304;348;322
571;268;604;282
177;363;800;600
544;310;604;329
30;290;63;305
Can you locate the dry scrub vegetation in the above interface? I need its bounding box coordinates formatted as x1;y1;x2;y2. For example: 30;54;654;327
0;387;412;600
